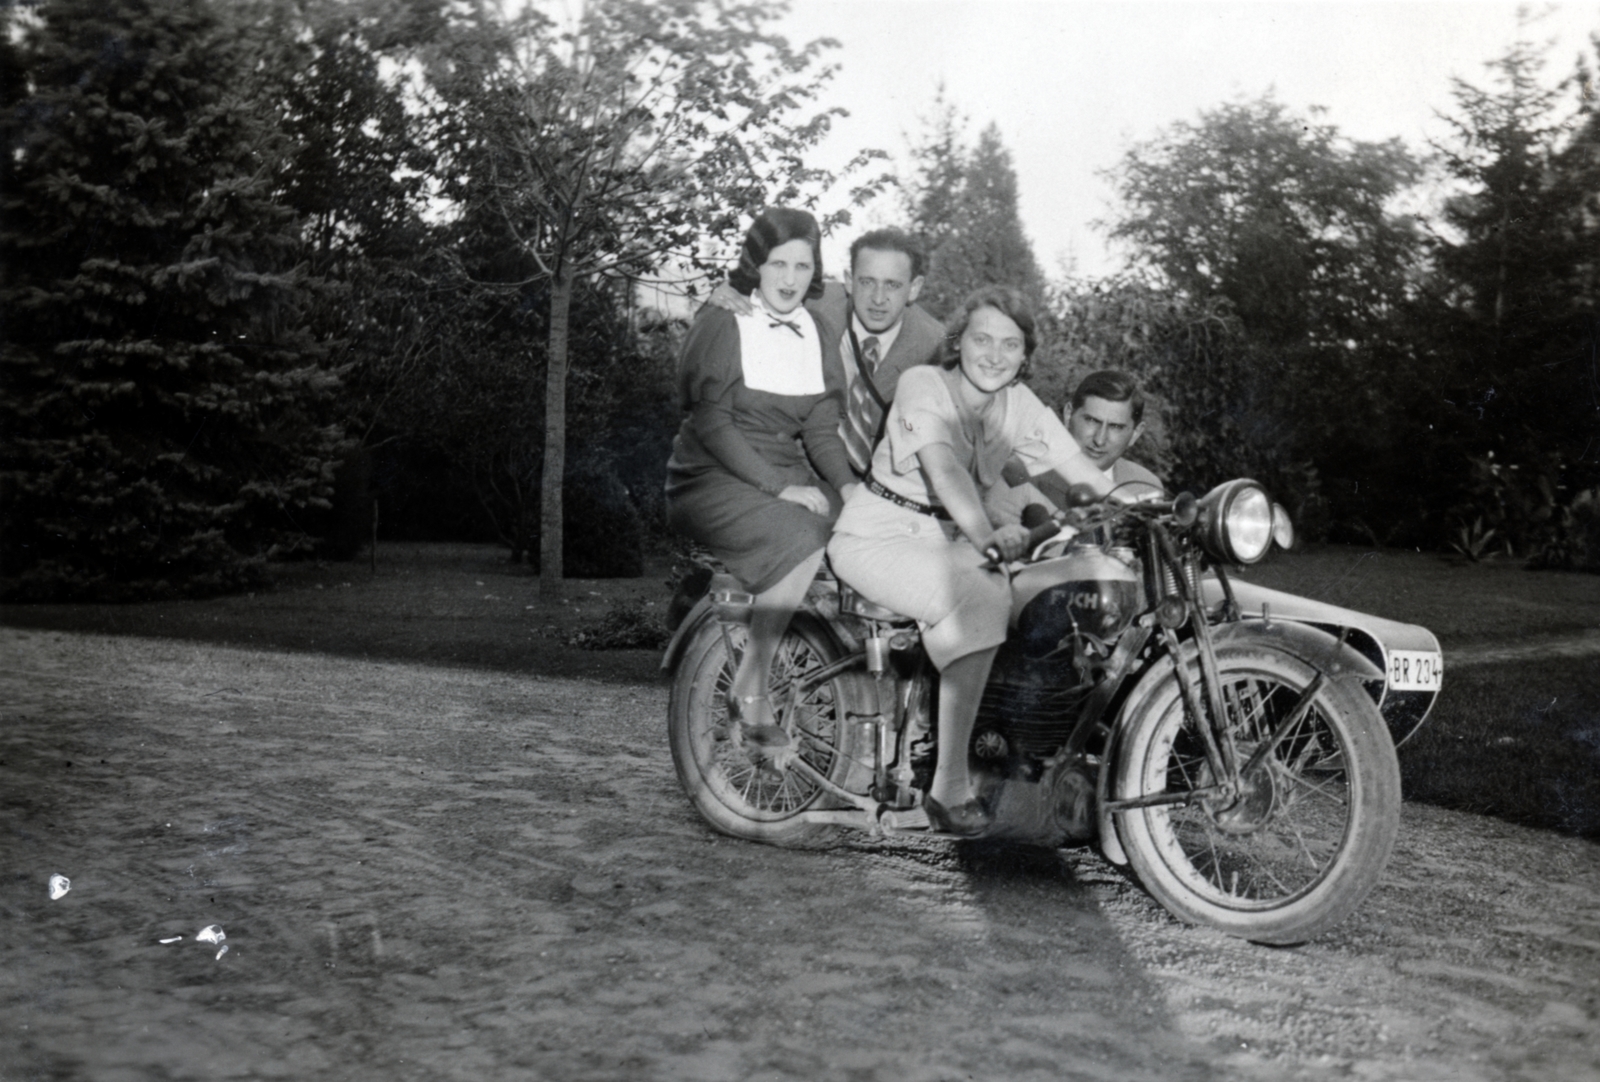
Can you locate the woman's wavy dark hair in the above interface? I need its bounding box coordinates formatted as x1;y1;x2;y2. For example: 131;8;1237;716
941;285;1040;382
727;207;825;301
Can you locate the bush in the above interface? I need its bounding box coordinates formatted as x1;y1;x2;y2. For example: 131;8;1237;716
1528;488;1600;573
1452;452;1600;572
544;460;646;579
567;600;669;650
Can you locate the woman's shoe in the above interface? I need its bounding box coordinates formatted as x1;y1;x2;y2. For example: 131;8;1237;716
726;693;791;751
923;793;992;838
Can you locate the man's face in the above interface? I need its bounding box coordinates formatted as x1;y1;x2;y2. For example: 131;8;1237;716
1067;395;1144;470
848;247;923;334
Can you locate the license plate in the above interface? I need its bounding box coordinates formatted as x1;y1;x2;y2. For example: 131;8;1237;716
1387;650;1443;691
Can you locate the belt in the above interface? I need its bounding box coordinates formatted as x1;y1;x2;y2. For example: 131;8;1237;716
866;476;952;521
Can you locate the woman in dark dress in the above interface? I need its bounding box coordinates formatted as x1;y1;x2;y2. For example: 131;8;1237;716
666;208;856;751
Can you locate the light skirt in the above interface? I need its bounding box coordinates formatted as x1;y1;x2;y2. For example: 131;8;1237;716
827;488;1009;669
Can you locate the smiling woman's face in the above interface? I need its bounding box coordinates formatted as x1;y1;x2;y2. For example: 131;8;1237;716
957;306;1027;394
757;238;815;315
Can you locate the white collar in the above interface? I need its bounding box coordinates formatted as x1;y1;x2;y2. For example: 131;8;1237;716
848;311;904;359
754;292;807;324
735;294;824;396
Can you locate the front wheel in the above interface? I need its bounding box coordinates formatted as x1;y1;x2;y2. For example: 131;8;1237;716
667;613;867;846
1113;644;1401;944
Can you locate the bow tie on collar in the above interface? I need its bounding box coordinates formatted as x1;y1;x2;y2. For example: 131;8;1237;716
767;316;804;337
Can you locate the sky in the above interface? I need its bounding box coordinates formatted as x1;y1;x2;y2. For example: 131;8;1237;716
768;0;1600;280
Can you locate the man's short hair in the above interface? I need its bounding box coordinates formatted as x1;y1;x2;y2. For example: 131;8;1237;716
1072;369;1146;425
849;228;926;281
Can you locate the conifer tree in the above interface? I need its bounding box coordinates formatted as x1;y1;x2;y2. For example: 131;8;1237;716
1;0;346;599
906;112;1044;319
1428;30;1600;489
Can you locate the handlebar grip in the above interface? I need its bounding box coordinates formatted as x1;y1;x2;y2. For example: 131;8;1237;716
1026;517;1064;548
985;516;1067;566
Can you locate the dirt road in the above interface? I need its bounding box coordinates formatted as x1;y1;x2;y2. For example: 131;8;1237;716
2;627;1597;1081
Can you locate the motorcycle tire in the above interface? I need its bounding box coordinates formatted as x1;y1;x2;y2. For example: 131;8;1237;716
667;612;864;847
1113;643;1401;944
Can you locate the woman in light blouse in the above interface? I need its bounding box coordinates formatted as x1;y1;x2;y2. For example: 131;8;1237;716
827;286;1113;834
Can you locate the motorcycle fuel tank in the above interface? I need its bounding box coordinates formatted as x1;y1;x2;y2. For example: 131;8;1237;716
1009;546;1143;658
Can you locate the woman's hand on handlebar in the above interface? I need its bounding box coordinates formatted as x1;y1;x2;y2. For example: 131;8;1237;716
778;484;830;517
980;523;1031;563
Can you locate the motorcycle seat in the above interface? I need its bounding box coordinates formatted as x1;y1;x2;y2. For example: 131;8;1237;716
836;581;913;624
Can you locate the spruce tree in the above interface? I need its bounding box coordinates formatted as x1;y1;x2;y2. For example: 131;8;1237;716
1;0;346;599
907;117;1045;320
1429;32;1600;489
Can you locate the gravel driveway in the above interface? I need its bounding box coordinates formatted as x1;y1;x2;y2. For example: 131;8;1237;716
2;627;1597;1082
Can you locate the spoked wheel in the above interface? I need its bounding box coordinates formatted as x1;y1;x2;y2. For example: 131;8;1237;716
1114;644;1401;943
667;613;867;846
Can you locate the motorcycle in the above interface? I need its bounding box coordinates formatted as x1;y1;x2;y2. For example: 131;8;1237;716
662;480;1443;944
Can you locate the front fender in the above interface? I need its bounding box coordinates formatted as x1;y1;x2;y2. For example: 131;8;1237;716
1203;577;1443;748
1096;622;1390;866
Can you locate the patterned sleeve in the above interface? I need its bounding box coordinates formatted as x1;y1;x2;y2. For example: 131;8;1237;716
1007;384;1084;475
884;366;961;475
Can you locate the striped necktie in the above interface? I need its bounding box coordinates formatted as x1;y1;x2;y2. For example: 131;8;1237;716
842;335;881;475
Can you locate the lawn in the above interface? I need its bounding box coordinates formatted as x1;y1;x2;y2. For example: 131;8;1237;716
1238;545;1600;837
4;540;1597;838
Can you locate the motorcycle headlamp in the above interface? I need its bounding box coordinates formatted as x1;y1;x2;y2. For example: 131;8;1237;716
1271;501;1295;551
1195;480;1275;564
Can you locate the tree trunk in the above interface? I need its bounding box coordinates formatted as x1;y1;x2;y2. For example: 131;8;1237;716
539;262;573;601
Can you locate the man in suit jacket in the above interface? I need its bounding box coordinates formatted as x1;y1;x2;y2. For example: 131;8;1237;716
809;229;946;481
709;228;946;491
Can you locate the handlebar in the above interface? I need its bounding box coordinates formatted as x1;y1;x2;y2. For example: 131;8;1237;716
982;488;1199;568
982;505;1079;565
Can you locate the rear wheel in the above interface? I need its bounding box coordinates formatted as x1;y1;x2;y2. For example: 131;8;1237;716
1114;644;1401;944
667;614;866;846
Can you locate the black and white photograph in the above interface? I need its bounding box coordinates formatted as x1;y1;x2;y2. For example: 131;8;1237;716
3;0;1598;1078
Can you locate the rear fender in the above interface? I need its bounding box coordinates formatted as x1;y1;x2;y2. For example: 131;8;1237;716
661;596;718;673
661;568;745;673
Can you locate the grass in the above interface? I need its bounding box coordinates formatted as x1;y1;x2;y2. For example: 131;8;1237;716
0;542;676;686
4;540;1598;838
1399;660;1600;837
1236;544;1600;838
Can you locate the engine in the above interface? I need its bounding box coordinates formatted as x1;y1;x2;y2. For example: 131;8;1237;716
972;544;1143;768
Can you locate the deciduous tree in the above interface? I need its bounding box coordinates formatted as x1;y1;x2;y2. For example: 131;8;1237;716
1102;95;1424;538
420;0;884;599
